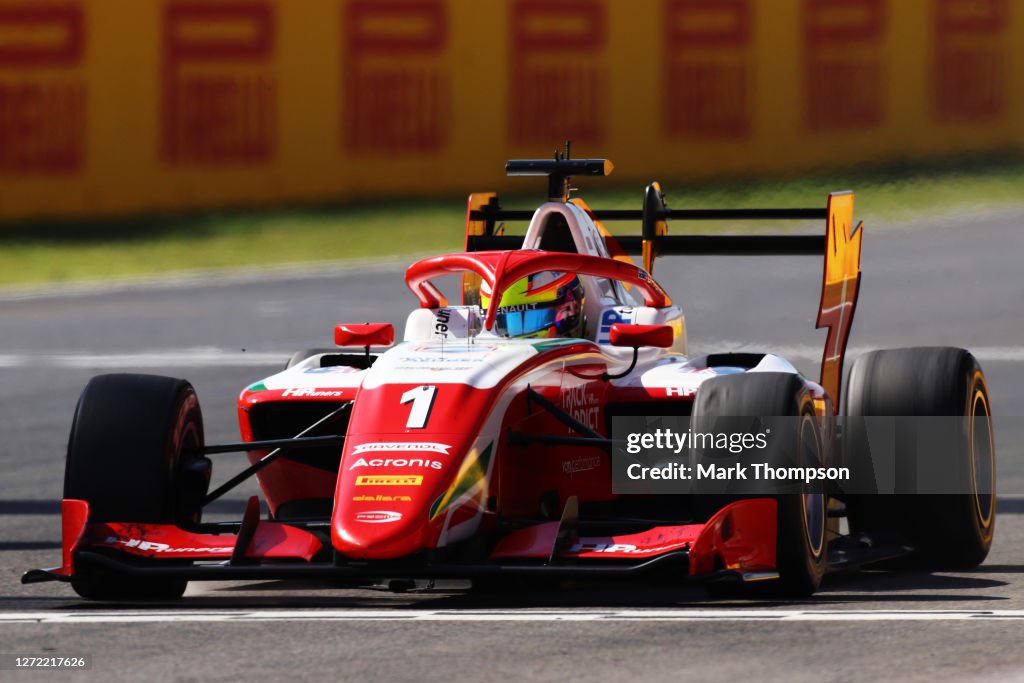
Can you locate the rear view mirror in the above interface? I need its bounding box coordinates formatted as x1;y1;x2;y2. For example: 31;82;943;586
604;324;674;381
334;323;395;348
609;323;673;349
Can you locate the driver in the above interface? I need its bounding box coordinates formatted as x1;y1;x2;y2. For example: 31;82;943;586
481;271;585;339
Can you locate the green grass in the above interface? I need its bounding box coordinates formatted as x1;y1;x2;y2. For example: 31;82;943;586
2;156;1022;287
0;203;464;287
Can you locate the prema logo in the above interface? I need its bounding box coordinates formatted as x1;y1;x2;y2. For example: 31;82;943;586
349;457;443;471
352;442;450;455
354;511;403;524
355;475;422;486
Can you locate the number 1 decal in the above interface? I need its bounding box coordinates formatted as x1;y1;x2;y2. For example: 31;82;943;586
400;385;437;429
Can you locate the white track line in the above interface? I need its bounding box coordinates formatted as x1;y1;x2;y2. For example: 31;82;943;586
3;609;1024;624
2;345;1024;369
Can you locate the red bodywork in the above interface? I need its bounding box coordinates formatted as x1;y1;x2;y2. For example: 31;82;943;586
222;250;780;573
26;249;786;586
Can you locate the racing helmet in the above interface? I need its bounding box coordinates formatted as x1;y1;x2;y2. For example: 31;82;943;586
481;271;585;339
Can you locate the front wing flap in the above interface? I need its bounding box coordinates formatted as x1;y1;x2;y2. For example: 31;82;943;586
491;498;778;580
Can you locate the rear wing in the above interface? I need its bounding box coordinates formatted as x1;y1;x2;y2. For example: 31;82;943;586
462;157;863;410
467;197;827;257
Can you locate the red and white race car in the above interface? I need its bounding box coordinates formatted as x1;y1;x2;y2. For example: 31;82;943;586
25;154;995;599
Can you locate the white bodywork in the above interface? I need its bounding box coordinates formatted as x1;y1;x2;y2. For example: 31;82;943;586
256;201;810;398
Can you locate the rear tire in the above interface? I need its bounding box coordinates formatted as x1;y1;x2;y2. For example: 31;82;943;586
64;374;208;600
843;347;995;569
692;372;829;596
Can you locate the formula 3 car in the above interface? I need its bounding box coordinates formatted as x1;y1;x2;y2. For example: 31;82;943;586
25;152;995;599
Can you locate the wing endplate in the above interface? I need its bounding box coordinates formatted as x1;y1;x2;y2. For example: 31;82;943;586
816;191;863;409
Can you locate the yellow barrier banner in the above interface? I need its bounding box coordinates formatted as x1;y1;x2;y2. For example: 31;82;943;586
0;0;1020;221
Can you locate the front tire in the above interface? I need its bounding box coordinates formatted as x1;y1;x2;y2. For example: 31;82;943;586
692;372;829;596
64;374;209;599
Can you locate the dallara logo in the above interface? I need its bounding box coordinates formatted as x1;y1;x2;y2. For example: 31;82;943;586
355;475;423;486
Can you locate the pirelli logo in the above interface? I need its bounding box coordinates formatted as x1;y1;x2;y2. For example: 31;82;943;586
355;475;422;487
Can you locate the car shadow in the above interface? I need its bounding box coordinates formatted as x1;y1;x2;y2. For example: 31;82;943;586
964;564;1024;574
823;570;1007;592
30;569;1010;611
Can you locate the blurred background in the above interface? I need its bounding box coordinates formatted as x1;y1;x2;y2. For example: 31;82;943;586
0;0;1021;284
4;4;1024;643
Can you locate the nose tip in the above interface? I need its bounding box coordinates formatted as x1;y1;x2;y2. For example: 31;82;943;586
332;506;427;560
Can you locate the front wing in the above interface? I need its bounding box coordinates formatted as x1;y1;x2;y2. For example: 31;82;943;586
23;499;788;587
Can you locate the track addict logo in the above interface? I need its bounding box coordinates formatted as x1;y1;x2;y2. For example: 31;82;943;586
103;537;233;553
562;384;600;430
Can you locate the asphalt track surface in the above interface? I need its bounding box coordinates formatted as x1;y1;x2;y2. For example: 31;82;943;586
1;206;1023;682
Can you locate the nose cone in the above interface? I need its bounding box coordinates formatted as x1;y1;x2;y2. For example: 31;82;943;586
331;374;502;560
332;466;443;559
331;435;497;560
